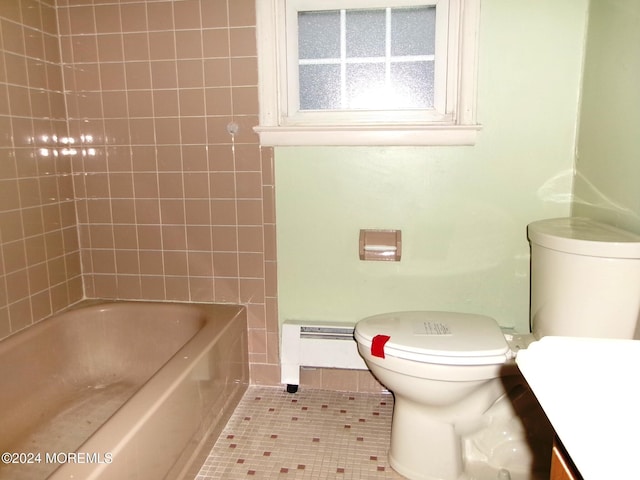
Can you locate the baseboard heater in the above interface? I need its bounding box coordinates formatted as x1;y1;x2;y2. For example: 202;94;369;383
281;320;368;393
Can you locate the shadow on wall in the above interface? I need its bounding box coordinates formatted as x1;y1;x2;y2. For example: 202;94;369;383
570;171;640;232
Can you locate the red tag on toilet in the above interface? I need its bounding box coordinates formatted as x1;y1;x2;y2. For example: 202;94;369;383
371;334;391;358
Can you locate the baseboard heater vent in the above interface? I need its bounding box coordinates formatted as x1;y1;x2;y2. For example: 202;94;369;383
281;320;367;393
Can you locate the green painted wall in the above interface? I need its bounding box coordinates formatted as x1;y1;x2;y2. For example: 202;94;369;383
573;0;640;234
275;0;588;333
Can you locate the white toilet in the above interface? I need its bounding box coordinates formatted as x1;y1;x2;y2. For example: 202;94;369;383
354;217;640;480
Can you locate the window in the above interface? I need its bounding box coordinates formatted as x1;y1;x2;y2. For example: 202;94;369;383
255;0;481;146
297;6;436;112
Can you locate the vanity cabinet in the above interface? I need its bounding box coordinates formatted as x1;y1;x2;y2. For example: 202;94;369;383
550;438;581;480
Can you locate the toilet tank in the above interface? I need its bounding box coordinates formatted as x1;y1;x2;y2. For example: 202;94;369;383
528;217;640;339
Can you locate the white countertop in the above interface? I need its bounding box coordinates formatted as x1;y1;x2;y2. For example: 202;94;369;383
516;336;640;480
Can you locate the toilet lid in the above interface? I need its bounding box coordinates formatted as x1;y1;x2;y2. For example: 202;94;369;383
354;311;510;366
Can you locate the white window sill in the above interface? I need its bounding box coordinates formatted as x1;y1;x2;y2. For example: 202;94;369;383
254;124;482;146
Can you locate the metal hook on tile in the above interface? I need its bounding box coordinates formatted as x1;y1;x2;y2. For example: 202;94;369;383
226;121;239;136
227;121;239;157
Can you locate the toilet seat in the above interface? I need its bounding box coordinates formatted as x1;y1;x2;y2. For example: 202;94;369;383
355;311;511;366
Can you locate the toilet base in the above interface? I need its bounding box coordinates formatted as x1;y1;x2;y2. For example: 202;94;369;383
387;381;553;480
389;396;463;480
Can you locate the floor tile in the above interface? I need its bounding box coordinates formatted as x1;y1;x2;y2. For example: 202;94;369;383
195;386;404;479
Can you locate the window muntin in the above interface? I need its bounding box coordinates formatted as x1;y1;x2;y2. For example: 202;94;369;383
297;7;436;112
285;0;450;126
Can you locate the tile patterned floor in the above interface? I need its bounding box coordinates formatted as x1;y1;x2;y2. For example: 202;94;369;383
195;386;405;479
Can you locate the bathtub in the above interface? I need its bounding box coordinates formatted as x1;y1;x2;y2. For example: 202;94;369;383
0;301;248;480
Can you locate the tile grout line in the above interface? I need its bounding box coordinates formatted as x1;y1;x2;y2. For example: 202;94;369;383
194;385;403;479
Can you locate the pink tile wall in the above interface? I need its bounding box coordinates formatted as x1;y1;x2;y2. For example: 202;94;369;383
0;0;83;340
0;0;382;393
56;0;279;384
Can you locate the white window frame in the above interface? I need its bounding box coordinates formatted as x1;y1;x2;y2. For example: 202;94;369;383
254;0;481;146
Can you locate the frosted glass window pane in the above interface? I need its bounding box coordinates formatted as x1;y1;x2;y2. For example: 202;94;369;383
391;7;435;56
297;5;437;112
390;61;434;108
299;64;341;110
346;63;386;109
298;11;340;59
346;9;386;58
